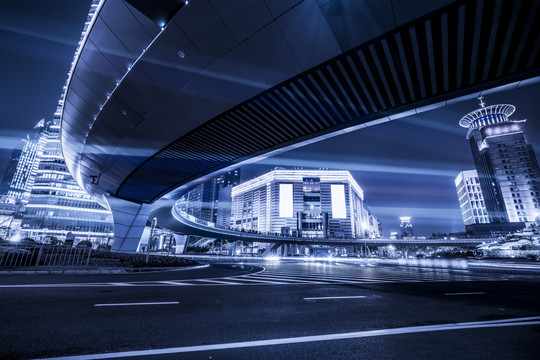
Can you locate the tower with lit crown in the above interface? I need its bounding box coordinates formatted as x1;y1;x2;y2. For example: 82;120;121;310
399;217;413;238
459;96;540;224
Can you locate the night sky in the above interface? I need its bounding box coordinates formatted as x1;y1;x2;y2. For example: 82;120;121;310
1;0;539;236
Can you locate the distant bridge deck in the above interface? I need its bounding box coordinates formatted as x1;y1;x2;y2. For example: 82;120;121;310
170;206;494;247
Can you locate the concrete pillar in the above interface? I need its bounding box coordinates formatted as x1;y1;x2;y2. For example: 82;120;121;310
227;241;236;256
172;234;187;254
107;196;151;252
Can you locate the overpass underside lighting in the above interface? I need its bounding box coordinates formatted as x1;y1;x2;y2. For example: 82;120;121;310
256;157;458;177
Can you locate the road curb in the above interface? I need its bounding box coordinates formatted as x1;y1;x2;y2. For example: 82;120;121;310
468;266;540;275
0;264;209;275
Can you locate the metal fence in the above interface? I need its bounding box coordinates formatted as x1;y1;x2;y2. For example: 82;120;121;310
0;244;91;268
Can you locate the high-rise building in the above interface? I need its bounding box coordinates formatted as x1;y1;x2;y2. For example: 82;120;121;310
399;217;413;238
455;170;489;225
230;169;381;239
459;97;540;225
4;120;47;203
1;147;22;196
19;102;113;244
181;170;241;223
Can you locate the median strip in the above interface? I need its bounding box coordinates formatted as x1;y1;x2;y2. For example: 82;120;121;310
303;295;367;300
93;302;179;307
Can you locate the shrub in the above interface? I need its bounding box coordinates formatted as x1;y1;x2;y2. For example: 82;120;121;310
76;240;93;248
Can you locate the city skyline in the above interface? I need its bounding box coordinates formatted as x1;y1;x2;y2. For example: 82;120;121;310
240;83;540;235
1;0;540;237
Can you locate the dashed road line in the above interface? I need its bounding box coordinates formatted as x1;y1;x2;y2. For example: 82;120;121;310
304;295;367;300
94;302;179;307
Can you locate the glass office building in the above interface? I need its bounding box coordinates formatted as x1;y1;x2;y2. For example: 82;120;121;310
3;120;47;204
181;170;241;223
19;103;113;244
231;169;381;239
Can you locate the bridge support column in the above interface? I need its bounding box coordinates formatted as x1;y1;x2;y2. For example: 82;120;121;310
107;196;151;252
227;241;236;256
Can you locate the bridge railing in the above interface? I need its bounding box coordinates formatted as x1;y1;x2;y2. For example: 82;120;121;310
172;204;494;245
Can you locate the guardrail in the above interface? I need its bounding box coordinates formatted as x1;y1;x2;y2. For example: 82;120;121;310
0;244;91;268
172;205;495;247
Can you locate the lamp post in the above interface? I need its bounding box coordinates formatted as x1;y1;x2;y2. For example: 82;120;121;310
146;217;157;264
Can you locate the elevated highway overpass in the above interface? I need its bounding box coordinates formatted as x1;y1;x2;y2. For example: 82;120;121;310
60;0;540;251
149;200;496;249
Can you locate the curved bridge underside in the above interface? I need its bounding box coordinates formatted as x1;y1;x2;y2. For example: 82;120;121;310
62;0;540;205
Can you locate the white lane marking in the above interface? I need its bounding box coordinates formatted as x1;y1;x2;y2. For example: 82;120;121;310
94;302;179;307
253;273;362;281
108;283;133;286
444;292;486;296
246;274;327;284
157;281;188;286
304;296;367;300
193;279;239;285
33;317;540;360
224;277;286;284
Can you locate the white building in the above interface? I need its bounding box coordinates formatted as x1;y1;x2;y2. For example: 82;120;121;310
455;170;489;225
231;169;381;239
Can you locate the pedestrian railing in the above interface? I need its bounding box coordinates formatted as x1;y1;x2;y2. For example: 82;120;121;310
0;244;91;268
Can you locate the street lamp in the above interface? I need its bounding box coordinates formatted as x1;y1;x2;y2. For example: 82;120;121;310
146;217;157;264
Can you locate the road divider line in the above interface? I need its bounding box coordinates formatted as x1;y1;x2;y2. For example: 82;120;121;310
304;295;367;300
34;316;540;360
444;292;486;296
194;279;239;285
224;277;285;284
158;281;188;286
94;302;179;307
108;283;133;286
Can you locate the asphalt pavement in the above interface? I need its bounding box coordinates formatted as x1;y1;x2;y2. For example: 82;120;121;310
1;260;539;360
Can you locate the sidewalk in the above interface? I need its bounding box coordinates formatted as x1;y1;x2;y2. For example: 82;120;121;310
0;264;209;275
467;260;540;275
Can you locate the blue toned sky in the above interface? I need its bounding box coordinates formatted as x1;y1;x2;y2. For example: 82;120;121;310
0;0;92;166
0;0;539;236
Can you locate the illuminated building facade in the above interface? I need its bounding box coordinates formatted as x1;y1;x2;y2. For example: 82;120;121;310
460;97;540;224
0;195;23;239
399;217;414;238
0;148;22;196
455;170;489;225
181;170;240;223
231;169;380;239
19;102;113;244
3;120;47;204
